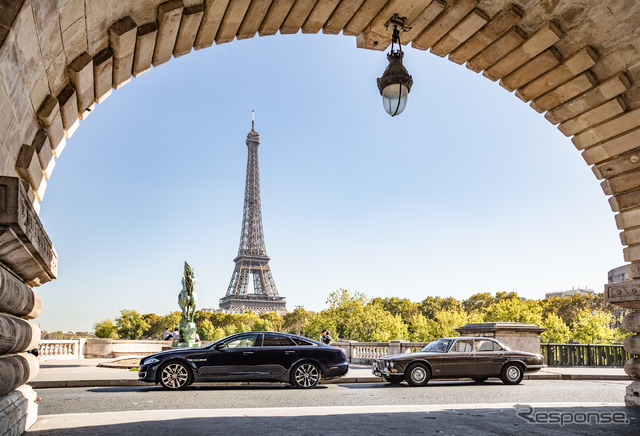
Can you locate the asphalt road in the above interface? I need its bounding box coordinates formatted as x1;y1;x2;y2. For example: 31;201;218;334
36;379;629;415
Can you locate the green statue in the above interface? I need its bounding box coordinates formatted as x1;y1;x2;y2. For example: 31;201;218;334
177;262;199;347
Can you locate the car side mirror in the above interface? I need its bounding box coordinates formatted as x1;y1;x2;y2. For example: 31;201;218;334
215;343;225;350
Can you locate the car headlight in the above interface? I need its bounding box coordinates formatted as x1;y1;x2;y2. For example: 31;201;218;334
143;357;159;365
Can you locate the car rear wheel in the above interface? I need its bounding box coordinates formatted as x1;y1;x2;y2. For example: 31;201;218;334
385;376;403;385
405;363;430;387
500;363;523;385
159;361;192;390
291;362;321;388
473;377;488;383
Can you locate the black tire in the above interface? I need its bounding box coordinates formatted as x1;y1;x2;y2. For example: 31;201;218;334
159;361;192;390
500;363;524;385
404;362;430;387
385;376;403;385
473;377;488;383
291;362;321;388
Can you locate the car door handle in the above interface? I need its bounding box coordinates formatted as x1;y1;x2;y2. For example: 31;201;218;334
284;351;295;355
243;351;254;355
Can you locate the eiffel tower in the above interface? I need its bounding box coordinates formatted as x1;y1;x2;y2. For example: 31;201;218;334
219;112;286;314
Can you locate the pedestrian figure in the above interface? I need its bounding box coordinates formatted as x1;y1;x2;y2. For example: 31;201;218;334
320;329;332;344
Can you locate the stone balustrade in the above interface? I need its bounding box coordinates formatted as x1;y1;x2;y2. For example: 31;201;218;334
38;338;172;360
37;340;82;361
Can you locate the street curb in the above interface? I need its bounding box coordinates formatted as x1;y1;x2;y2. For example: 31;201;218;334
28;373;632;389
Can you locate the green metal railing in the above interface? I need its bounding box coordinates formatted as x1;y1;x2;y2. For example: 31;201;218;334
541;343;631;367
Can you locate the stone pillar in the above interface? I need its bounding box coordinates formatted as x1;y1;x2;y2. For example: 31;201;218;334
605;278;640;408
388;340;407;356
0;176;57;434
453;322;547;355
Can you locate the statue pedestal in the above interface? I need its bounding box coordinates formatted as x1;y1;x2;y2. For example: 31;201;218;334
177;320;200;348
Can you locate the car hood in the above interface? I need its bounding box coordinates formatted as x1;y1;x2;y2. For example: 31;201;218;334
377;350;543;360
376;351;445;360
142;346;207;361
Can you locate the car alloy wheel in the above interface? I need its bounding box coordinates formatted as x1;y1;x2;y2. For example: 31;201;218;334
159;361;191;390
500;363;523;385
405;363;430;387
292;362;321;388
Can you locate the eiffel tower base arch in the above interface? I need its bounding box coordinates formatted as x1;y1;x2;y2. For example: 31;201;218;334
219;295;287;315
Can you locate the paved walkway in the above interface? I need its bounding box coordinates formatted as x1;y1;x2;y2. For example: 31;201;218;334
25;359;636;435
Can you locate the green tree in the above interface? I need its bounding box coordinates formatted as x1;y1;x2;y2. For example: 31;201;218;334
142;313;163;339
570;310;618;344
541;313;571;343
372;297;419;325
429;308;483;339
258;312;284;331
542;294;604;327
283;307;314;335
484;297;543;325
302;312;336;342
158;311;182;334
418;296;461;319
197;319;217;340
322;289;408;341
407;313;436;342
94;319;119;339
462;292;495;313
115;309;148;340
252;318;274;332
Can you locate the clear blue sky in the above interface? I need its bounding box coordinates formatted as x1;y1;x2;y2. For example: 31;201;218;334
34;33;623;332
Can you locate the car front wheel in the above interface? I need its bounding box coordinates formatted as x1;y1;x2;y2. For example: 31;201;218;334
500;363;523;385
291;362;321;388
159;361;192;390
405;363;430;387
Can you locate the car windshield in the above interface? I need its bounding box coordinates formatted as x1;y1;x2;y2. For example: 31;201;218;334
421;339;453;353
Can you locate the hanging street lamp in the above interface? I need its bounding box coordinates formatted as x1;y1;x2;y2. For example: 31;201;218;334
377;15;413;117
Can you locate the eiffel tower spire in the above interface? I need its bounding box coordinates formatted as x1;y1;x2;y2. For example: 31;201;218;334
219;112;286;314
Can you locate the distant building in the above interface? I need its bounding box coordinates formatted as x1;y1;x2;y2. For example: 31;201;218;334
608;265;626;283
545;288;595;299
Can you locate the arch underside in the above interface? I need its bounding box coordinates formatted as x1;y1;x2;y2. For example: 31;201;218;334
2;0;640;275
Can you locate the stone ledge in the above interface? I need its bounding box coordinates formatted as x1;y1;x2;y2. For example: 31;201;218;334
605;281;640;309
0;176;56;286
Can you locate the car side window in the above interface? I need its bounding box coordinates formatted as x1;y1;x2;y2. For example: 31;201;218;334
475;340;497;352
262;334;294;346
452;340;473;352
291;337;316;346
225;334;259;348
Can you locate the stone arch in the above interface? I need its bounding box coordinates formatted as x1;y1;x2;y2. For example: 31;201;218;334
1;0;640;433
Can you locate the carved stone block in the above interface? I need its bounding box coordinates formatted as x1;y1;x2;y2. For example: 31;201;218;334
0;313;39;355
0;177;57;286
605;281;640;309
0;264;41;319
624;334;640;355
0;353;38;397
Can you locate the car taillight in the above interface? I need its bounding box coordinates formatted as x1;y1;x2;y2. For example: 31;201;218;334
334;347;347;360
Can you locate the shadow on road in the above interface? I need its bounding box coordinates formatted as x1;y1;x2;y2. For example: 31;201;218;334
28;405;639;436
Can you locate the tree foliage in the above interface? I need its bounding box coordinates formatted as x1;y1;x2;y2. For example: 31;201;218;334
93;289;626;345
115;309;148;340
94;319;118;339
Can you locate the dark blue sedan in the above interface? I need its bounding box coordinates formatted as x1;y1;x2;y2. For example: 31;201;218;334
138;331;349;389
